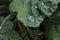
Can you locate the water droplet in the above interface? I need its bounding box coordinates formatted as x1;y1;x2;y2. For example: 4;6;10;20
41;2;47;9
34;5;38;8
44;6;46;8
0;27;2;29
42;3;44;6
39;16;44;21
28;15;35;22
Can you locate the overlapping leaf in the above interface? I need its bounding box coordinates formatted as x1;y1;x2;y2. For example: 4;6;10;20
9;0;60;27
0;16;13;31
0;16;22;40
0;30;21;40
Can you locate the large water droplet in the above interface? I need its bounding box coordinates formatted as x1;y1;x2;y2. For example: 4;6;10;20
0;27;2;30
28;15;35;22
34;5;38;8
41;1;49;9
44;6;47;8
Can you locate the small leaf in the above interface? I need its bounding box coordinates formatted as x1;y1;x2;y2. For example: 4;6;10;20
0;30;22;40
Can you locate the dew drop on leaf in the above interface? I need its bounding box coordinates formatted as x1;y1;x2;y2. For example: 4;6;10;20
0;27;2;30
28;15;35;22
34;5;38;9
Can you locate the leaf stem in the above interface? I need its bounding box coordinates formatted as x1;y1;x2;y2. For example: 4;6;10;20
0;14;11;30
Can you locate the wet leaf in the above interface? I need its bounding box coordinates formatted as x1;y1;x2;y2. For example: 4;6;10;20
0;30;22;40
9;0;60;28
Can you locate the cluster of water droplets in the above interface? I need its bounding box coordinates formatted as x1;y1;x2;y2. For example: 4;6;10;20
28;15;35;22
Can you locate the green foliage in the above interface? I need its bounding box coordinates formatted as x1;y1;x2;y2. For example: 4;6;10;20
44;5;60;40
9;0;59;28
0;16;21;40
0;30;21;40
9;0;42;27
44;21;60;40
0;0;60;40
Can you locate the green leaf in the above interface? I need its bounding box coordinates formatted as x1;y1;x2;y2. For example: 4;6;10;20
9;0;44;28
44;21;60;40
0;16;13;32
0;30;22;40
0;16;22;40
38;0;58;16
9;0;59;27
